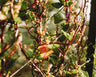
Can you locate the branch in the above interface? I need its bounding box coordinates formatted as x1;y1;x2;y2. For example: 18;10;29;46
0;35;19;57
19;43;45;77
1;22;7;53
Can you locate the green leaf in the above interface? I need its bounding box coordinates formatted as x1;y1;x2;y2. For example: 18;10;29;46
67;1;73;7
27;51;33;58
21;1;27;10
59;0;63;4
13;17;22;23
66;71;72;75
65;70;77;77
71;70;77;75
54;13;64;24
52;2;63;8
62;30;72;41
37;54;43;60
71;54;77;64
47;44;60;51
78;69;89;77
61;23;69;31
49;75;55;77
58;34;66;42
49;57;56;65
19;12;28;20
79;12;83;16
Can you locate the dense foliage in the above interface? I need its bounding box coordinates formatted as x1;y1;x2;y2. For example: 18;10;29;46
0;0;94;77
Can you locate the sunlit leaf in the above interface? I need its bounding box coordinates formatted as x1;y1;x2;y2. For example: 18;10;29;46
65;70;77;76
49;75;55;77
0;11;7;20
62;30;72;41
2;3;10;15
47;44;60;51
13;17;22;23
79;12;83;16
78;69;89;77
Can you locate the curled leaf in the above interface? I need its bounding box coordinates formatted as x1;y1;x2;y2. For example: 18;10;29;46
38;45;54;59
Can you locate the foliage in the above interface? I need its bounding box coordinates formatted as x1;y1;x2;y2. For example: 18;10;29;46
0;0;90;77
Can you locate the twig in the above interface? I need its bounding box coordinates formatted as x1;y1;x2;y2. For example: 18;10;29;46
0;57;5;76
75;26;86;44
10;60;32;77
25;22;39;42
14;23;19;38
63;25;81;58
1;23;7;52
10;0;14;19
58;48;64;57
